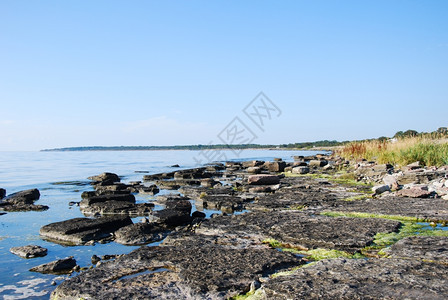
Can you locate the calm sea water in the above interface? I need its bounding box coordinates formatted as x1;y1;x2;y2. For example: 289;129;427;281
0;149;325;299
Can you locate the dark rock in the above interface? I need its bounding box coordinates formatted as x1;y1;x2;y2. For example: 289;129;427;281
372;184;391;195
114;223;168;245
197;211;400;253
80;193;135;207
10;245;48;258
170;164;180;168
260;258;448;299
51;236;302;299
192;211;206;218
387;236;448;263
247;167;262;174
30;256;77;274
200;178;220;188
156;179;201;190
2;188;40;204
197;195;246;212
143;172;176;181
138;184;160;195
40;216;132;245
0;188;5;199
80;201;154;217
88;172;120;183
248;175;280;185
91;255;101;265
242;160;265;168
152;200;192;227
309;160;328;167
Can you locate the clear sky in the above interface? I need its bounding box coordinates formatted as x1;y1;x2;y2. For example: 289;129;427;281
1;0;447;151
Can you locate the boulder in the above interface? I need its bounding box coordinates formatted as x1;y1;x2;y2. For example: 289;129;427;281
2;188;40;204
247;167;262;174
200;178;220;188
264;161;286;172
309;160;328;167
151;200;192;227
396;185;432;198
114;223;168;245
10;245;48;258
80;193;135;207
248;175;280;185
88;172;120;183
242;160;264;168
0;188;5;199
138;185;160;195
372;184;391;195
30;257;77;274
292;166;310;174
40;216;132;245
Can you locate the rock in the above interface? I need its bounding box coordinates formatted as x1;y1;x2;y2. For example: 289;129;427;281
292;166;310;174
387;236;448;263
396;185;432;198
143;172;175;181
170;164;180;168
372;184;391;195
322;164;334;171
10;245;48;258
88;172;120;183
403;161;422;171
2;188;40;204
51;236;302;299
80;201;154;217
445;180;448;188
242;160;264;168
247;167;262;174
40;216;133;245
80;193;135;208
0;188;47;212
91;255;101;265
138;185;160;195
383;174;399;190
0;188;5;199
192;211;206;218
309;160;328;167
197;211;400;253
30;257;77;274
293;162;308;167
264;161;286;172
151;200;192;227
396;171;442;185
114;223;168;245
200;178;220;188
248;175;280;185
260;258;448;299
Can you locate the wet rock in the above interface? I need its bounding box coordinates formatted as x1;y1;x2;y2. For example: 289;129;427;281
197;195;245;212
156;179;200;190
372;184;391;195
10;245;48;258
292;166;310;174
192;211;206;218
40;216;132;245
88;172;120;183
30;257;77;274
80;201;154;217
91;254;101;264
52;236;302;299
396;185;432;198
387;236;448;263
0;188;48;212
0;188;5;199
248;175;280;185
260;258;448;299
170;164;180;168
114;223;168;245
200;178;220;188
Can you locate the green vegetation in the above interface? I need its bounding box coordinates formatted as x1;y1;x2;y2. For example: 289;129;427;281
338;129;448;167
320;211;420;223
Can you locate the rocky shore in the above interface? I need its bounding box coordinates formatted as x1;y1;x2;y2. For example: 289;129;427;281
3;154;448;299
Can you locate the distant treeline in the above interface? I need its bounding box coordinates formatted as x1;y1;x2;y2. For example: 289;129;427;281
41;141;342;152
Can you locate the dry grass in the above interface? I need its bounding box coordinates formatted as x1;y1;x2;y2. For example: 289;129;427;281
337;136;448;167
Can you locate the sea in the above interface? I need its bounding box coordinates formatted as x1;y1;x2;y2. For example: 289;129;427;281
0;149;327;299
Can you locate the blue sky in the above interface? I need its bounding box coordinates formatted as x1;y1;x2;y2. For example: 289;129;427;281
1;0;447;151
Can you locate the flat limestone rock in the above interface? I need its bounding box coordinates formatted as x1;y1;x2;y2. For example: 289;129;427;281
40;216;132;245
328;196;448;222
51;236;303;299
10;245;48;258
197;211;401;253
30;257;77;274
386;236;448;263
258;258;448;299
114;223;168;245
